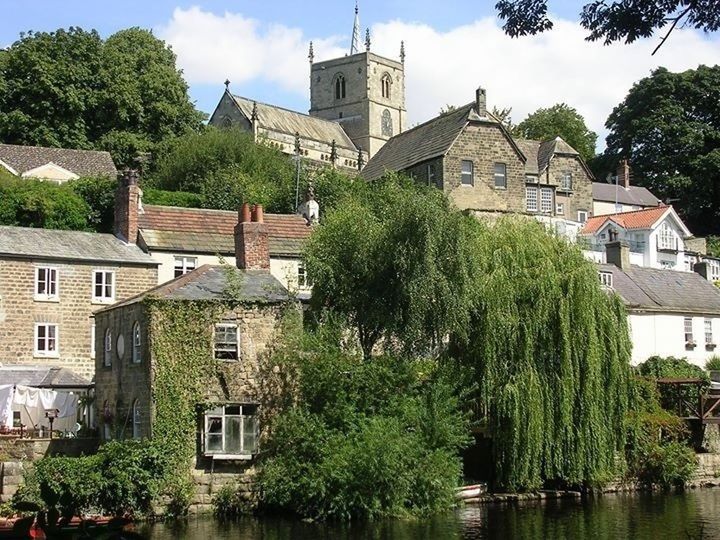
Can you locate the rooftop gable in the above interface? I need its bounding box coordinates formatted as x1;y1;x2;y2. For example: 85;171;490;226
0;144;117;177
581;206;675;235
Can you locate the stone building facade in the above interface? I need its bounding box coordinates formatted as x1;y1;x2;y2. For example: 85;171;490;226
0;226;157;380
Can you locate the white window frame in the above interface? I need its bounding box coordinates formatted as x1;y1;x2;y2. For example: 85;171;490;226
705;318;714;346
203;404;258;459
460;160;474;186
598;271;613;289
493;162;507;189
658;223;677;251
577;210;588;224
540;187;554;214
556;202;564;215
34;323;59;357
132;321;142;364
132;400;142;439
526;186;538;212
104;328;113;367
214;323;239;361
684;317;695;346
92;270;115;303
561;171;573;191
34;266;59;302
174;256;197;278
297;265;311;289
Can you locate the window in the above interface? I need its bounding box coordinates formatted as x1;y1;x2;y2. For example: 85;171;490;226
174;256;197;278
34;323;58;357
381;74;391;99
297;265;312;289
35;267;58;301
526;174;538;184
526;186;538;212
381;109;393;137
334;74;346;99
540;187;554;214
204;404;258;458
684;317;694;345
494;163;507;189
598;271;613;288
577;210;588;223
658;223;676;251
93;270;115;303
556;203;565;215
104;328;112;367
661;260;675;269
214;324;238;361
461;160;474;186
705;318;714;345
132;400;141;439
132;322;142;364
561;172;573;191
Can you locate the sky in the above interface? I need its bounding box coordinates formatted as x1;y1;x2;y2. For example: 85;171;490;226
2;0;719;148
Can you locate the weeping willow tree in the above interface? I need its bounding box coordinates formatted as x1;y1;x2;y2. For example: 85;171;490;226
461;217;632;491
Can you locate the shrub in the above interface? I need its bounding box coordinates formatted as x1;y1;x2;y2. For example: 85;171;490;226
211;483;253;518
637;356;709;417
637;441;697;489
705;355;720;371
142;187;203;208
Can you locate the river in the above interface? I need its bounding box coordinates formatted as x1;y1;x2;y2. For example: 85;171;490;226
136;488;720;539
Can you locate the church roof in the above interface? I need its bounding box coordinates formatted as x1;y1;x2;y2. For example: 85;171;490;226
230;94;357;151
0;143;117;177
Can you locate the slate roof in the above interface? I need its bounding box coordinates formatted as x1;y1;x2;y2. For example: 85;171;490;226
0;226;158;265
0;144;117;177
100;264;290;312
0;365;92;388
231;94;357;150
137;205;312;257
582;206;671;235
597;263;720;315
592;182;662;207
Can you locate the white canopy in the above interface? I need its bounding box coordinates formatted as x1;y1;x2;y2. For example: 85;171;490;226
0;384;78;430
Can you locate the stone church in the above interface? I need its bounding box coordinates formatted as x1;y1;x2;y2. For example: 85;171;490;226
208;6;405;172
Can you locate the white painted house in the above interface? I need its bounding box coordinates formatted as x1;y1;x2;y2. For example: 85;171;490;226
598;241;720;367
592;160;661;216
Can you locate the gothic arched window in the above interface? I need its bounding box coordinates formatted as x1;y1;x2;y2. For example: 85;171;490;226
334;74;346;99
381;74;391;99
382;109;393;137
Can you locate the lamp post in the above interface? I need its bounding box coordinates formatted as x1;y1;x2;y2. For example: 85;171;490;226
294;132;302;211
45;409;59;439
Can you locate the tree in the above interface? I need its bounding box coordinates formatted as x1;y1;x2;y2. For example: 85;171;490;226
600;65;720;236
515;103;597;162
303;174;479;359
0;27;204;167
495;0;720;55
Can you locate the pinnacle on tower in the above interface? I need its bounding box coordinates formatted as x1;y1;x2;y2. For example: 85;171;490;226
350;1;361;54
365;28;371;51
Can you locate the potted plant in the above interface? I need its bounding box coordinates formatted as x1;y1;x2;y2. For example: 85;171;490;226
705;356;720;383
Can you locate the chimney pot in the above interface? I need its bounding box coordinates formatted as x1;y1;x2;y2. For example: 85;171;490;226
234;202;270;271
114;169;141;244
240;203;251;223
617;160;631;189
475;87;486;117
606;240;630;271
694;261;710;280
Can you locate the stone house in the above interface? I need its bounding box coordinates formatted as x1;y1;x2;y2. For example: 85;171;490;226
93;203;292;506
597;241;720;366
113;171;315;292
361;88;594;226
0;222;157;380
0;143;117;183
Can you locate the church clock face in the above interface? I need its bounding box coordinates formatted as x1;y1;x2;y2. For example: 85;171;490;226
381;109;393;137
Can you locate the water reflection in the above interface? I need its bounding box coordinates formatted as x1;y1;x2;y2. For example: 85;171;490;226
137;489;720;540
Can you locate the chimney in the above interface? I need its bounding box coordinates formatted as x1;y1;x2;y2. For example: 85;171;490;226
694;261;710;280
475;87;486;117
114;169;141;244
617;160;631;189
234;203;270;271
606;240;630;271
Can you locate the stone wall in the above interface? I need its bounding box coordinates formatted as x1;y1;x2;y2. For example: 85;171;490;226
545;154;593;222
0;258;157;379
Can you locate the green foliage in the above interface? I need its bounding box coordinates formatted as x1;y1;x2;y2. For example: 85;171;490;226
0;175;90;230
142;187;204;208
304;174;480;358
0;26;203;167
637;356;709;417
258;341;472;520
458;217;631;491
514;103;597;162
706;236;720;258
599;66;720;235
211;483;254;518
706;355;720;371
67;176;117;233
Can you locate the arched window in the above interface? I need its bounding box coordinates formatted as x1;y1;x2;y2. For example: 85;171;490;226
132;322;141;364
381;74;391;99
381;109;393;137
104;329;112;367
132;400;141;439
334;74;346;99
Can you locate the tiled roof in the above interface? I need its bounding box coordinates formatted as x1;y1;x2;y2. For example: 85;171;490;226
0;365;92;388
581;206;671;234
0;226;158;265
99;264;290;312
361;103;475;181
137;205;312;257
592;182;662;207
231;94;357;150
597;263;720;315
0;143;117;177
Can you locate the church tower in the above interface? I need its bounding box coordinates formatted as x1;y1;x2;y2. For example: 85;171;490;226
308;5;406;159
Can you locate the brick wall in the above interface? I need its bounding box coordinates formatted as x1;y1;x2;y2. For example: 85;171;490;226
0;258;157;380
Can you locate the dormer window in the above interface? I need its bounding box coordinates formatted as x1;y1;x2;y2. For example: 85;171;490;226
381;74;391;99
598;271;613;289
334;74;346;99
658;222;677;251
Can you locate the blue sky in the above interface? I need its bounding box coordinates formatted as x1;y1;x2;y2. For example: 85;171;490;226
3;1;719;146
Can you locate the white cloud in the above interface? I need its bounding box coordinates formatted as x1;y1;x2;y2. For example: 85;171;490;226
159;7;720;146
